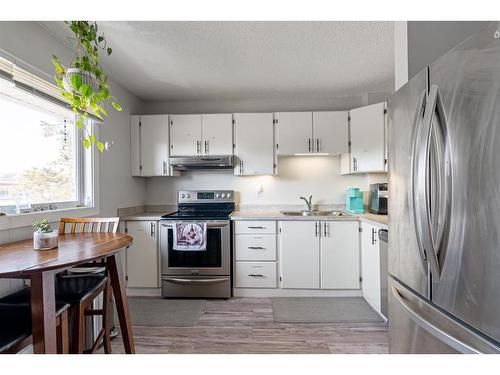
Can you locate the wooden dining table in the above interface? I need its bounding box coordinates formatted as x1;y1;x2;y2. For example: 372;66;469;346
0;232;134;354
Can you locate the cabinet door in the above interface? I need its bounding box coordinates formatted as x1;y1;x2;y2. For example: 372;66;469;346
279;221;320;289
234;113;276;175
320;221;360;289
361;221;381;311
170;114;202;156
130;115;141;176
126;221;159;288
350;102;386;172
140;115;170;176
313;111;349;154
201;113;233;155
277;112;312;155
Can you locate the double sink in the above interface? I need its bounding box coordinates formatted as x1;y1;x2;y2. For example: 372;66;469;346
280;210;349;217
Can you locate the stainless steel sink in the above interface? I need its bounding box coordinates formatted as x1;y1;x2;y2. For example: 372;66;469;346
280;210;348;217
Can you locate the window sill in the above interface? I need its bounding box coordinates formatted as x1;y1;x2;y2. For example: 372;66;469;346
0;206;99;231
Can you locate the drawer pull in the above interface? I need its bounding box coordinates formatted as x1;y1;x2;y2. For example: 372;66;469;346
248;226;265;229
248;274;265;277
248;246;265;250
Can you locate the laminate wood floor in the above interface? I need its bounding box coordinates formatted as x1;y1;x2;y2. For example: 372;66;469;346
109;297;388;354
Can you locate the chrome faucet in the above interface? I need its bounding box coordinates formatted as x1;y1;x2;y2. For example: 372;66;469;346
300;195;313;211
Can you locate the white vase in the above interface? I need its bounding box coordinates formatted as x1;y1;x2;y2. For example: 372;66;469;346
33;230;58;250
63;68;99;93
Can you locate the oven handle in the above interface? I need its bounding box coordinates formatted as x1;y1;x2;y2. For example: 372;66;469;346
160;221;229;229
163;277;229;285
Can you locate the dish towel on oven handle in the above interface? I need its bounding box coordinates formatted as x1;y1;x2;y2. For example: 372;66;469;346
172;222;207;251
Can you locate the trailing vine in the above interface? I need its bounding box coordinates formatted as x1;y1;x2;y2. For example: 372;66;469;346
52;21;122;152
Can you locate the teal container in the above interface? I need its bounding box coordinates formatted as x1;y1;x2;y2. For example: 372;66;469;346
345;187;364;214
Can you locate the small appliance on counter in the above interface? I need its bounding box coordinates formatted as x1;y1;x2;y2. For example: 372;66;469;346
368;183;388;214
345;187;364;214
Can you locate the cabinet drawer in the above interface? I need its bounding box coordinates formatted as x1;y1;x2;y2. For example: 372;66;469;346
235;235;277;261
234;221;276;234
235;262;277;288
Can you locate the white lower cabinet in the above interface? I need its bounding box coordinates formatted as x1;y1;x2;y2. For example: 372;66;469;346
235;235;277;261
361;221;381;312
235;262;277;288
320;221;360;289
279;221;320;289
125;221;160;288
279;220;360;290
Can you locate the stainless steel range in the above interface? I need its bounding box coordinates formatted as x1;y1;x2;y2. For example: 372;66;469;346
159;190;234;298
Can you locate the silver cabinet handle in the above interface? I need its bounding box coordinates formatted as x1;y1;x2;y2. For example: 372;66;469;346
391;286;480;353
162;161;167;175
248;226;265;229
151;222;155;237
353;157;357;171
371;227;377;245
240;160;244;174
316;138;320;153
197;140;201;154
315;222;320;237
248;274;265;277
204;140;209;154
323;222;328;237
308;138;312;152
248;246;265;250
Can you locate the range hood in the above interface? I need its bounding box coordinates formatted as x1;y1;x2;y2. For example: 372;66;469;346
169;155;234;171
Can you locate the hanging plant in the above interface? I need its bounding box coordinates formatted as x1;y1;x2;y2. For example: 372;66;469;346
52;21;122;152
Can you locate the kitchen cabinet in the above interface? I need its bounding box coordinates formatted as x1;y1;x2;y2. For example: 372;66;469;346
360;221;381;312
350;102;386;173
277;111;348;155
170;114;233;156
130;115;175;177
279;220;360;290
279;221;320;289
169;114;202;156
234;113;276;176
320;221;360;289
276;112;313;155
125;221;160;288
201;113;233;155
312;111;349;154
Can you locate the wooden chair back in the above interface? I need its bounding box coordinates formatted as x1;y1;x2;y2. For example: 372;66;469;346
58;217;120;234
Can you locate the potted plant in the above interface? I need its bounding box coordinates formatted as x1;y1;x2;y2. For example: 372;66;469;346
33;219;58;250
52;21;122;152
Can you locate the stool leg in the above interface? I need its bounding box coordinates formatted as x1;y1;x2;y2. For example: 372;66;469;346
72;305;86;354
102;278;112;354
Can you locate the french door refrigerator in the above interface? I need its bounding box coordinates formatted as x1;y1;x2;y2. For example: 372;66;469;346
388;21;500;353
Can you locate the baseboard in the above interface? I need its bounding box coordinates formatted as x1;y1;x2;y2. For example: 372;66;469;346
233;288;363;297
362;296;388;322
126;288;161;297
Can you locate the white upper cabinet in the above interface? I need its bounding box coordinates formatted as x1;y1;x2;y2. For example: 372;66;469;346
169;114;202;156
320;221;360;289
234;113;276;176
349;102;386;173
313;111;349;154
130;114;174;177
277;111;348;155
201;113;233;155
277;112;313;155
279;221;320;289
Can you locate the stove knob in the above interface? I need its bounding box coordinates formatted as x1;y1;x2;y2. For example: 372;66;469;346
181;194;186;199
216;193;221;198
221;193;226;198
186;194;191;199
227;193;231;198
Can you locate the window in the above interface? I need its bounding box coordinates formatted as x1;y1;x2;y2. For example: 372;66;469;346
0;80;84;214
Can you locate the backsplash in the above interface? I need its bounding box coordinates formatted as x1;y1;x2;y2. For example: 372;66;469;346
146;156;387;206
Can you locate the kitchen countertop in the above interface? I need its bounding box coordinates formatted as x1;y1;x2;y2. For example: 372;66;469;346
230;210;388;226
120;211;173;221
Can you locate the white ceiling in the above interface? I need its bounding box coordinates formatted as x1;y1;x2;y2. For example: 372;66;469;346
41;21;395;102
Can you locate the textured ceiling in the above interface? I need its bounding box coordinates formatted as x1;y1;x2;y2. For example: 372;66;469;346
41;21;394;102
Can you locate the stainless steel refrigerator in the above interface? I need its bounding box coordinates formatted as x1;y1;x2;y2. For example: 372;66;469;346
387;21;500;353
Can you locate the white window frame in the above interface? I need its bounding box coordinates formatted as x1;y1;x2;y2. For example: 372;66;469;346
0;54;100;230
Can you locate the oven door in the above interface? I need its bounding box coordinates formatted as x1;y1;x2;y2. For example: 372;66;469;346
160;220;230;276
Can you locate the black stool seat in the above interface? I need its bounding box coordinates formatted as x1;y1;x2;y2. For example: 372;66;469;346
0;302;69;353
0;274;107;306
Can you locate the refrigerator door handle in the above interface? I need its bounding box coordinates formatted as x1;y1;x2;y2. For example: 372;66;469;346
391;286;480;354
409;89;430;273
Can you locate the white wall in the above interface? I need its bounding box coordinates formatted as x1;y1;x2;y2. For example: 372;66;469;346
0;22;146;295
